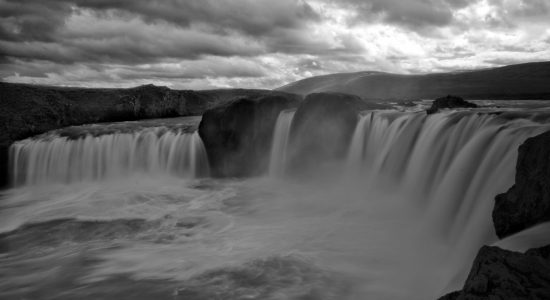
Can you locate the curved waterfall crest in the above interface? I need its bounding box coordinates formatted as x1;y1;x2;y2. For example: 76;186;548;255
9;127;210;186
267;108;550;262
5;106;550;299
343;110;550;245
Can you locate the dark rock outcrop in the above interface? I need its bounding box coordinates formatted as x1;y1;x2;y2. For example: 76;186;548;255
198;93;300;177
493;131;550;238
0;82;296;187
287;92;389;172
426;95;478;114
438;245;550;300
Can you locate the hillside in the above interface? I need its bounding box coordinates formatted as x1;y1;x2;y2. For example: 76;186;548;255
277;62;550;100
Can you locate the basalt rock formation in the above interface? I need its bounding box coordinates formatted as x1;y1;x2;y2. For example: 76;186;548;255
439;245;550;300
493;130;550;239
198;93;301;177
426;95;478;114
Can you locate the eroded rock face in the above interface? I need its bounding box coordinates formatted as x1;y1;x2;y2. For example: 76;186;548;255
493;131;550;239
426;95;477;114
438;245;550;300
287;92;388;173
198;93;300;177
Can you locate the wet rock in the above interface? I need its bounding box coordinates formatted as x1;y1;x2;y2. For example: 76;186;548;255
426;95;477;114
288;92;388;172
438;245;550;300
198;93;300;177
493;130;550;238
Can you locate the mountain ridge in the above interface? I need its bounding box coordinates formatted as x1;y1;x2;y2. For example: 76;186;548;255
277;61;550;100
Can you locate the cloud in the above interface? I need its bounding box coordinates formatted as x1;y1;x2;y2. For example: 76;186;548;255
0;0;71;42
69;0;321;36
0;0;549;89
326;0;475;30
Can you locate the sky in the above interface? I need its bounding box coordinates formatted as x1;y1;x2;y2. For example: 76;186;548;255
1;0;549;89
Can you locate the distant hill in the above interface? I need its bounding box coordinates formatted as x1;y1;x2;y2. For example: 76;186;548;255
277;62;550;100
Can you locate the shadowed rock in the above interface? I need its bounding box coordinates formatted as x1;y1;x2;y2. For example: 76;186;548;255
426;95;477;114
288;92;388;173
198;93;301;177
438;245;550;300
493;130;550;238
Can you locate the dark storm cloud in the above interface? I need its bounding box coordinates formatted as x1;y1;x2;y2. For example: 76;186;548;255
1;28;264;65
0;0;320;42
0;0;326;68
1;0;548;88
0;0;369;88
68;0;321;36
0;0;70;42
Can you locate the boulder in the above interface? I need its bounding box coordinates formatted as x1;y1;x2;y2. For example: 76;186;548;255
438;245;550;300
426;95;477;114
287;92;387;173
198;93;300;177
493;131;550;238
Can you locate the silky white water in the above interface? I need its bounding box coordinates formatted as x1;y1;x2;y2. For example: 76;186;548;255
3;105;550;299
269;109;296;177
9;122;209;186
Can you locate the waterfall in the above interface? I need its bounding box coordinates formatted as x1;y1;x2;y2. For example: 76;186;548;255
344;110;550;261
9;128;209;186
268;109;296;177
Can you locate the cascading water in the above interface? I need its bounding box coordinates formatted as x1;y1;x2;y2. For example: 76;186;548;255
4;105;550;300
265;106;550;296
268;109;296;177
9;126;209;186
341;109;550;291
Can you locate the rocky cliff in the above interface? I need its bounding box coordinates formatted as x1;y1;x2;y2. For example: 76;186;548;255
493;131;550;239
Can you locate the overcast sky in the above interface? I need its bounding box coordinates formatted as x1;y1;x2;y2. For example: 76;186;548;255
1;0;549;89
